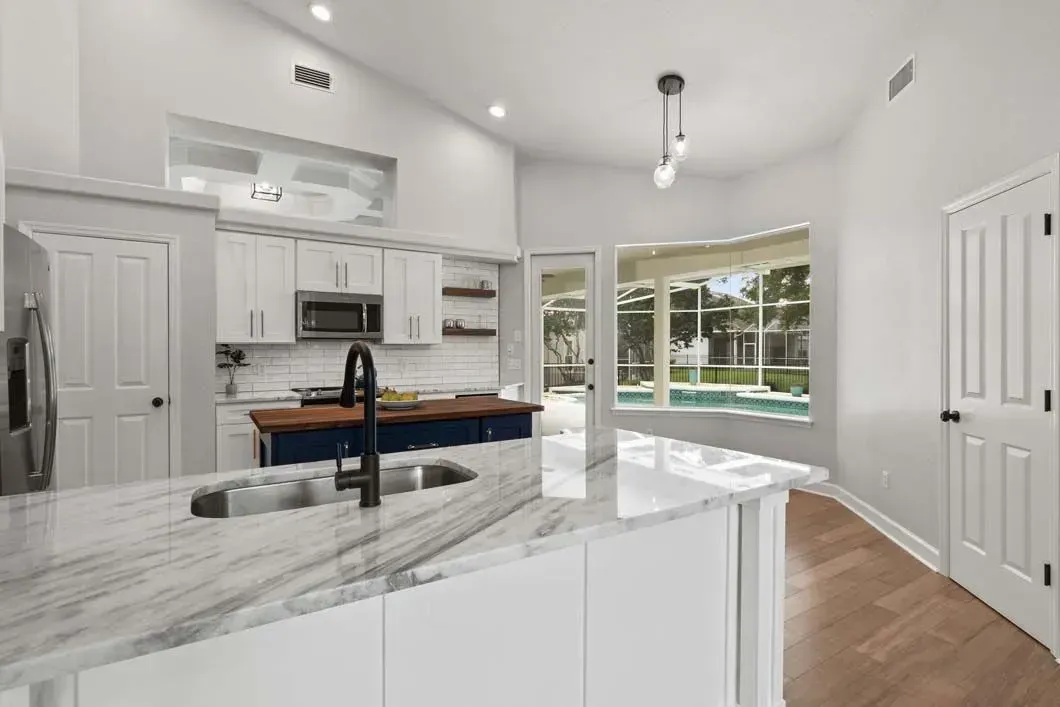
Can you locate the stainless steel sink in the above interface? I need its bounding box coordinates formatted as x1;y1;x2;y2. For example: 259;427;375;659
190;464;477;518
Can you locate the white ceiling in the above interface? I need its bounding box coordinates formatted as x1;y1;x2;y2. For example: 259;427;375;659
243;0;932;176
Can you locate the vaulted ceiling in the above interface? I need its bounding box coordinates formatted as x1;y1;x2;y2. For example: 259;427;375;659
243;0;933;176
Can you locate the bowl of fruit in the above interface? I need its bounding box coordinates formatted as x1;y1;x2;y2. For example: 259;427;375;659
378;389;421;410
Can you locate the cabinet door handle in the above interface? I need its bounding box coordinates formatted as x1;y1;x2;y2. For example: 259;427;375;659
250;310;254;338
409;316;413;340
345;263;349;289
417;315;421;339
260;310;264;335
335;262;340;289
253;430;258;461
486;427;493;442
407;442;440;451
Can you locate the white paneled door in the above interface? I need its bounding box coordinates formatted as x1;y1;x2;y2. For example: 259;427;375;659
34;233;170;490
946;175;1054;647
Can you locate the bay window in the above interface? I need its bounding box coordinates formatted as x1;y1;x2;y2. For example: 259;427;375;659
615;229;811;418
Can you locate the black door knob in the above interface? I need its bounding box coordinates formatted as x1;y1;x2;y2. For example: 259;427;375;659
940;409;961;423
587;384;595;391
152;397;165;408
587;358;595;365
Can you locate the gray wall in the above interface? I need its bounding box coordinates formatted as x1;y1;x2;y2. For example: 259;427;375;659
5;179;219;479
1;0;517;252
514;159;839;470
513;0;1060;551
833;0;1060;545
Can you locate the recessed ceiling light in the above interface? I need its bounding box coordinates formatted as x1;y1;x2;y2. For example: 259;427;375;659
488;104;507;119
309;3;332;22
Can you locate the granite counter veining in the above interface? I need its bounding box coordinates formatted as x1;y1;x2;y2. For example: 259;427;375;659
0;429;827;689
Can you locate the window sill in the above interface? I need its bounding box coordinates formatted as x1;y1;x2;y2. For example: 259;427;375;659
609;405;814;429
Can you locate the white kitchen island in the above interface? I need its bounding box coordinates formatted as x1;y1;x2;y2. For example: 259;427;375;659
0;429;826;707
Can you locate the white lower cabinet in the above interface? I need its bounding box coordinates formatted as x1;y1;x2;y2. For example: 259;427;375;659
215;401;300;472
63;514;737;707
384;546;585;707
217;422;257;472
78;598;384;707
585;509;733;707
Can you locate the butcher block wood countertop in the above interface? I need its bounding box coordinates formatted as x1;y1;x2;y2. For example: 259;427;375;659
250;397;544;434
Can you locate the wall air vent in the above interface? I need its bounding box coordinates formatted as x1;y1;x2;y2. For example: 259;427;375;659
888;56;915;103
292;63;333;93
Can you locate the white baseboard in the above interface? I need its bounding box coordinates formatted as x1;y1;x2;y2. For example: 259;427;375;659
800;482;940;572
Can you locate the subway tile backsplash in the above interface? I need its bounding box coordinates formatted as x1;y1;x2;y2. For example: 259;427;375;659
217;257;499;394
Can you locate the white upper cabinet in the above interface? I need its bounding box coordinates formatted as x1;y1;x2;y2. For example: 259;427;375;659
342;245;384;295
216;232;257;343
409;252;442;344
383;250;412;344
296;241;382;295
255;236;296;343
383;250;442;345
216;232;295;344
296;240;342;293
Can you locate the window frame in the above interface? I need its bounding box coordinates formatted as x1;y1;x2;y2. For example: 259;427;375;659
613;229;812;425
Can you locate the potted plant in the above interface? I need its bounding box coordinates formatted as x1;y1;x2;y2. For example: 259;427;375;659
217;345;251;396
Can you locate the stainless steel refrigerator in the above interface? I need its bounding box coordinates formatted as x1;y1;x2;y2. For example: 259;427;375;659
0;224;57;496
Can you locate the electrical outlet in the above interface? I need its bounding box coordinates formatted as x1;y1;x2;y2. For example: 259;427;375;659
881;470;891;489
507;358;522;371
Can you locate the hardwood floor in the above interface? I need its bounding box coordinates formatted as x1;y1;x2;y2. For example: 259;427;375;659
784;491;1060;706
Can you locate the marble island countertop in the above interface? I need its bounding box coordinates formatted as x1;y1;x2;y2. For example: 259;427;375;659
0;429;827;689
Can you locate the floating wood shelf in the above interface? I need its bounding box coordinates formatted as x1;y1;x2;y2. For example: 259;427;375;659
442;287;497;299
442;328;497;337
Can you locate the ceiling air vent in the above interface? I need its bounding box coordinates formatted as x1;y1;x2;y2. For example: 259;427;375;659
888;56;915;103
292;63;333;93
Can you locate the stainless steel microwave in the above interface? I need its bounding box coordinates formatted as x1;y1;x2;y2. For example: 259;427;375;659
296;291;383;340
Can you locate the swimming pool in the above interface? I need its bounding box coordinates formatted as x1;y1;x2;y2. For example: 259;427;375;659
563;387;810;417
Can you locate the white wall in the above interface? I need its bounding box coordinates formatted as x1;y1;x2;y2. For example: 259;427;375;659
4;174;220;480
76;0;515;248
0;0;79;174
834;0;1060;546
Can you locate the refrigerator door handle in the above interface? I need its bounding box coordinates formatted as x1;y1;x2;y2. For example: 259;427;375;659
25;293;58;491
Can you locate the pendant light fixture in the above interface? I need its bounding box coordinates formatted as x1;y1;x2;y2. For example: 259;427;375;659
672;89;689;161
653;73;687;189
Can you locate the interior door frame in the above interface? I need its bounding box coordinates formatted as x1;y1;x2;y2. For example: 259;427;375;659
523;247;603;431
939;154;1060;655
17;220;183;480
